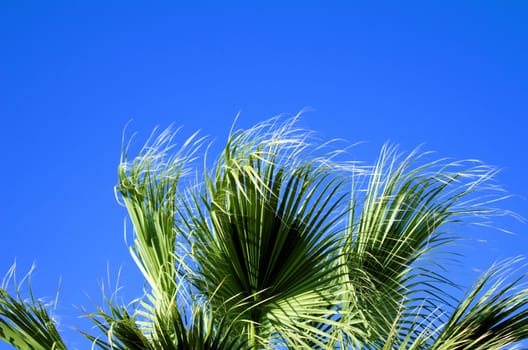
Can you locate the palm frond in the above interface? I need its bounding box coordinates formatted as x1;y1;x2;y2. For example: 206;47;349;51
0;263;67;350
430;257;528;350
116;126;204;323
177;117;357;346
344;144;506;344
82;283;253;350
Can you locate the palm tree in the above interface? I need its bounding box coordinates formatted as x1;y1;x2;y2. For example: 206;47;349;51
1;116;527;349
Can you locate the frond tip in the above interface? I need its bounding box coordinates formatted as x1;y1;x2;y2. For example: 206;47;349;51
431;257;528;350
0;263;66;350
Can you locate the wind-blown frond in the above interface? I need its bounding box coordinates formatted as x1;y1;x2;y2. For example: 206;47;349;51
0;263;66;350
177;117;359;347
430;258;528;350
116;126;204;324
82;281;253;350
343;144;507;345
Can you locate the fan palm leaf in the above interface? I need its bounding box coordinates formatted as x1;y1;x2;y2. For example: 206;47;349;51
178;118;358;347
343;145;502;344
0;264;66;350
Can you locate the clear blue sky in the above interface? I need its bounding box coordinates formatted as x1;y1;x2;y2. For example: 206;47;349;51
1;2;527;349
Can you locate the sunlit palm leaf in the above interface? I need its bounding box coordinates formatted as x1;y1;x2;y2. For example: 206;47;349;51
82;279;251;349
344;144;506;345
0;264;66;350
178;117;357;347
430;258;528;350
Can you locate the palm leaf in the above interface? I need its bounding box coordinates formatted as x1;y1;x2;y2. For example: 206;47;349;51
343;144;506;345
430;258;528;350
0;263;66;350
178;117;356;347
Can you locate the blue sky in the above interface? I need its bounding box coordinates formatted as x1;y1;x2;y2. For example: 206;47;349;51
0;1;527;348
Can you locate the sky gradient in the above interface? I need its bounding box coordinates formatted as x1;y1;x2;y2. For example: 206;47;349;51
1;2;527;349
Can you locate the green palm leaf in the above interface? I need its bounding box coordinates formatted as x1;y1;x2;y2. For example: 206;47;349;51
180;118;354;347
0;264;66;350
430;258;528;350
343;144;506;345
